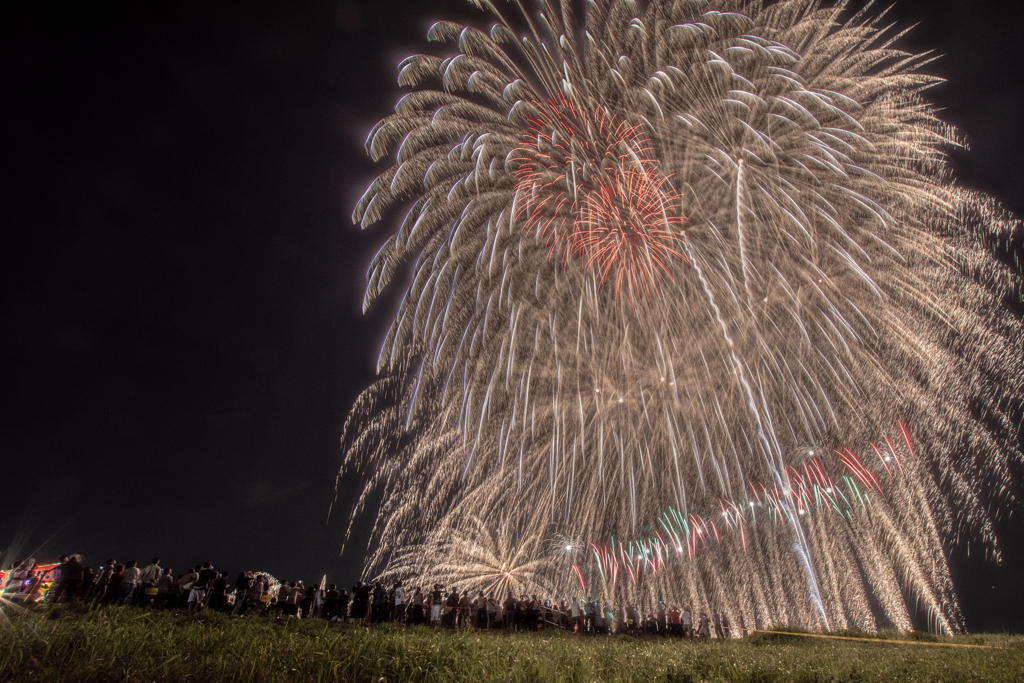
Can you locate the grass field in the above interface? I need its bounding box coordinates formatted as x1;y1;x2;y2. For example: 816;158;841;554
2;604;1022;682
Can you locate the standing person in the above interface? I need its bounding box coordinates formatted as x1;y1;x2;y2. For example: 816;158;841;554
338;589;350;622
46;557;68;602
474;591;487;629
713;610;726;640
350;583;366;624
45;556;66;602
76;566;95;601
347;584;358;624
587;598;598;634
430;584;444;626
503;594;517;631
668;605;682;636
486;593;497;629
91;559;116;604
459;591;472;629
697;609;710;639
63;555;84;602
278;582;294;616
300;584;316;619
392;581;405;623
722;613;733;639
3;561;25;596
153;568;175;609
489;593;501;630
603;603;615;634
291;584;304;618
594;601;606;634
288;582;302;616
362;583;374;624
255;576;272;616
136;558;161;606
737;610;748;637
570;598;582;632
371;582;388;623
135;557;160;606
115;561;140;606
324;584;340;620
105;565;125;605
242;574;264;616
232;572;252;615
258;575;273;616
411;587;424;625
656;601;668;634
178;566;199;609
21;560;38;601
189;563;217;613
4;561;28;598
166;574;185;609
49;555;83;603
625;603;639;634
315;584;327;619
22;563;45;602
681;605;693;638
209;572;229;611
445;588;460;628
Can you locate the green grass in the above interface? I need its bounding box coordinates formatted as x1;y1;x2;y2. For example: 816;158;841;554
2;604;1022;682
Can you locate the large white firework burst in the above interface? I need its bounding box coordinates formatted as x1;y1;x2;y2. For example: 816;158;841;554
377;515;556;598
340;0;1023;633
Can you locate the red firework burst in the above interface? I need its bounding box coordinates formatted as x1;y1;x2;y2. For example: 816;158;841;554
513;96;687;304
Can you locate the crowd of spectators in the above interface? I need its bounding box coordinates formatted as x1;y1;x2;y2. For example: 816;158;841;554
332;582;751;638
1;556;749;638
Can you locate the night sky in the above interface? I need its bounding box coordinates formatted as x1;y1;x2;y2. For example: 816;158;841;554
3;0;1022;632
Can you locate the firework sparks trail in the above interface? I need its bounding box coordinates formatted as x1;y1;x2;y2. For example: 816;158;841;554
339;0;1024;633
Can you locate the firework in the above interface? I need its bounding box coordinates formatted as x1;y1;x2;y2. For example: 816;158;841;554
378;516;556;598
340;0;1023;633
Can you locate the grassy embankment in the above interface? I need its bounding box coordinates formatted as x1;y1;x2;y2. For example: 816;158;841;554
2;603;1022;682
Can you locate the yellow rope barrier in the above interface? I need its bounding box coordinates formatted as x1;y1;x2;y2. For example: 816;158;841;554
729;627;997;649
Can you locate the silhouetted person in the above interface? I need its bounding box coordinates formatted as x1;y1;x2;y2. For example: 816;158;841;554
113;561;138;605
91;559;116;604
137;557;161;606
46;556;68;602
411;586;424;624
713;610;726;640
49;555;83;603
301;584;316;619
352;583;369;623
324;584;340;620
154;568;174;609
430;585;444;625
392;581;405;623
372;582;388;623
338;589;350;621
105;565;125;604
209;572;229;611
189;562;217;613
697;609;710;639
656;601;667;634
233;572;252;614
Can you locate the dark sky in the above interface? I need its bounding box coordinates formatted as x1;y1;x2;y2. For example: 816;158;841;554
2;0;1022;632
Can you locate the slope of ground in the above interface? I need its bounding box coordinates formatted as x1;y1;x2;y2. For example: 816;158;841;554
2;604;1021;682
